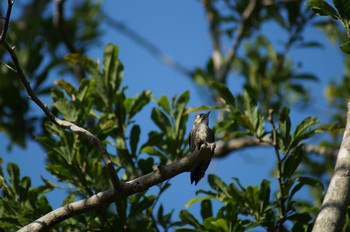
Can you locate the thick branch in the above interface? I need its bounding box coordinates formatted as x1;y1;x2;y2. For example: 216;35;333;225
18;143;216;232
312;101;350;232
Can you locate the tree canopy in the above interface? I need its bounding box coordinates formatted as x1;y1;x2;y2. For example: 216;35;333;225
1;0;350;231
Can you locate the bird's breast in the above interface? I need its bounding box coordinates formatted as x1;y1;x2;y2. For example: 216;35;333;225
197;124;208;140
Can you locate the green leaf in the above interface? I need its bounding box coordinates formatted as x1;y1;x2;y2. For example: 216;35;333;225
177;91;190;107
64;53;99;75
287;212;312;223
294;176;324;189
158;95;171;114
138;158;154;174
278;107;291;152
76;79;95;102
333;0;350;21
140;146;168;163
293;116;319;143
283;145;304;179
211;218;229;231
186;105;222;115
179;210;202;229
242;91;264;137
103;44;122;94
174;92;189;140
151;108;172;133
7;162;20;194
185;195;214;208
130;124;141;155
51;88;78;122
211;81;235;106
246;185;259;212
116;199;127;224
340;40;350;54
19;176;31;201
258;179;271;213
129;90;152;119
157;204;174;229
200;200;213;220
54;79;77;97
306;0;339;19
0;217;21;228
287;176;324;205
208;174;231;198
130;195;156;218
62;192;78;205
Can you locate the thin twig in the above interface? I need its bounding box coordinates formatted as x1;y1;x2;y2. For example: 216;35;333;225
0;59;16;72
53;0;85;80
103;12;189;75
267;109;285;231
202;0;222;79
53;0;77;53
0;0;14;40
219;0;257;83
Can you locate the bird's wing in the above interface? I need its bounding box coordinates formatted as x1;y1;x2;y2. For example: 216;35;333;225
207;128;215;143
189;129;195;152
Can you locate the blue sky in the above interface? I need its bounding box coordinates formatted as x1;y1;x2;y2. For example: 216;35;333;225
0;0;345;229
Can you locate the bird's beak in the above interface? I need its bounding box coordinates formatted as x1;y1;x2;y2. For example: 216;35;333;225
207;111;211;116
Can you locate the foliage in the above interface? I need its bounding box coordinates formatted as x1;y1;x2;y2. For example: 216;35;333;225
306;0;350;53
1;0;350;231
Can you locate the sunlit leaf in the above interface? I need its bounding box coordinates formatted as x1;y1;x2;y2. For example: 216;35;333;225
129;90;152;119
185;196;214;208
340;40;350;54
306;0;339;19
158;95;171;114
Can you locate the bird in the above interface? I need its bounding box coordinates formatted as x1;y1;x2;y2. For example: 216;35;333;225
189;111;215;185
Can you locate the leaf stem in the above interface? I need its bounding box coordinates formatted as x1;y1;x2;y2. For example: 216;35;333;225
268;109;286;231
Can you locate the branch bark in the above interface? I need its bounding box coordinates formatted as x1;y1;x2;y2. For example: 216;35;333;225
0;0;13;40
312;101;350;232
18;143;216;232
214;137;338;159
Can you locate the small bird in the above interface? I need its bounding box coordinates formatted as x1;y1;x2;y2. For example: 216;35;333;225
189;111;215;185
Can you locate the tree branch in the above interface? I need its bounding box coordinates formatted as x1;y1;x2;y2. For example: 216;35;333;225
18;143;216;232
312;101;350;232
53;0;85;80
218;0;257;83
202;0;222;80
0;0;13;40
0;2;120;193
268;109;286;231
214;137;338;159
103;12;189;75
